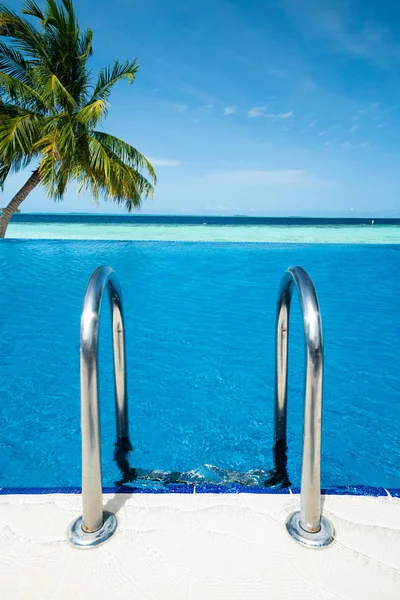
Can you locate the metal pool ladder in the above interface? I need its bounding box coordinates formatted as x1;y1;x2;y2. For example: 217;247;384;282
69;266;131;548
274;266;334;548
69;264;334;549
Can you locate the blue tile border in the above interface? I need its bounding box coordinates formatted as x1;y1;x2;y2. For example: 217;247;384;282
320;486;388;497
0;484;399;497
195;484;291;494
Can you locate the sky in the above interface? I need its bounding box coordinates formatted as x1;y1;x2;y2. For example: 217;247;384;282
2;0;400;215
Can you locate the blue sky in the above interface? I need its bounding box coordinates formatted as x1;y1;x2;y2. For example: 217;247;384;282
2;0;400;215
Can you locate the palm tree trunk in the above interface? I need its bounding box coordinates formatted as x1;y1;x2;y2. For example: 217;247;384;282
0;169;41;238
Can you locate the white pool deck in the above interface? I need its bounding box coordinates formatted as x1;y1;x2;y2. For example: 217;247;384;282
0;492;399;599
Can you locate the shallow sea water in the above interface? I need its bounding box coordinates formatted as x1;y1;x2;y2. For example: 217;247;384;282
7;222;400;243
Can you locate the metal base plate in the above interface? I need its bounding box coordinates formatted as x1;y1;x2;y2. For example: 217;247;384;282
286;511;334;549
68;511;118;549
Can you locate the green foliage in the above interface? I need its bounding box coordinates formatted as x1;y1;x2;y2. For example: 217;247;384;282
0;0;156;207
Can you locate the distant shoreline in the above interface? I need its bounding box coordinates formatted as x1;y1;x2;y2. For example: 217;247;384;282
8;214;400;225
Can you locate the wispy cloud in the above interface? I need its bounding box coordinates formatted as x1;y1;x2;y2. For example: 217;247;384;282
267;111;294;120
197;104;213;112
204;169;329;188
341;141;371;150
247;106;268;118
205;203;241;212
223;106;237;115
148;158;182;167
175;104;188;113
358;103;379;114
282;0;400;68
247;107;293;120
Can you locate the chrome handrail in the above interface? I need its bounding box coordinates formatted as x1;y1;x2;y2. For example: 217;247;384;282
275;266;334;548
69;266;130;548
68;263;333;549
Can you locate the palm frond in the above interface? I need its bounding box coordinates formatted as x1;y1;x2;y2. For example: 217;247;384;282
75;170;100;202
86;132;154;207
0;70;45;110
0;41;34;85
0;99;41;117
38;136;59;197
39;1;89;105
77;28;92;60
90;130;156;182
21;0;45;21
0;4;50;62
89;59;138;104
75;99;108;128
86;134;111;180
33;112;75;198
0;112;41;161
42;0;70;30
40;70;77;110
72;131;153;209
0;161;10;188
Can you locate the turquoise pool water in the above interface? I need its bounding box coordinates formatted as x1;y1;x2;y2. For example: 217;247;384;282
0;240;399;489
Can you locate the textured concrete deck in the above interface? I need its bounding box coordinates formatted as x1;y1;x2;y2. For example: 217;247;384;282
0;492;399;599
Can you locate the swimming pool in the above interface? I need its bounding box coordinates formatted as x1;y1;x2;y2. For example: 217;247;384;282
0;240;399;490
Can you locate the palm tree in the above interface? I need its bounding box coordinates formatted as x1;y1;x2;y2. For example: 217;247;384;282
0;0;156;237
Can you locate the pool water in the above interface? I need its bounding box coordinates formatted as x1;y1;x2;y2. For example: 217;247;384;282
0;240;399;489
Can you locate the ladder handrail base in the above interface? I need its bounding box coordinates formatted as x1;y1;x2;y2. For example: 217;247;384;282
286;511;334;549
68;511;118;549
